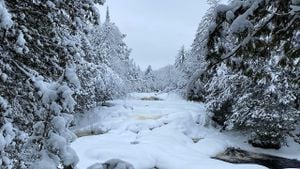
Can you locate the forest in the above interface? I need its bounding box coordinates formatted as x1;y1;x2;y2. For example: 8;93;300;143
0;0;299;169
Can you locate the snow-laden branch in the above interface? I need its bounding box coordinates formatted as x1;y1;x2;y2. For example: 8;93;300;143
209;10;277;68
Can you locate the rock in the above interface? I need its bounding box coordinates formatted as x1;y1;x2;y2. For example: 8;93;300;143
74;127;108;138
192;138;203;143
130;140;140;145
101;102;115;107
140;96;163;101
213;147;300;169
102;159;135;169
249;138;281;149
88;159;135;169
87;163;103;169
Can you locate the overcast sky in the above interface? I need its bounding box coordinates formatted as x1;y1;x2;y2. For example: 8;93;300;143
100;0;210;70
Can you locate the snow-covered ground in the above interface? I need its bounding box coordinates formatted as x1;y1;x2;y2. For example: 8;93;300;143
71;93;300;169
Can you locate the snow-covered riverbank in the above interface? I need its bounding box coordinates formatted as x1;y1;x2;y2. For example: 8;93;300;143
71;93;299;169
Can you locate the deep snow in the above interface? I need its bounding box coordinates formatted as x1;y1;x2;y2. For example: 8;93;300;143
71;93;300;169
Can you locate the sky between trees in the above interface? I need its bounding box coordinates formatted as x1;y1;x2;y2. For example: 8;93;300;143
99;0;210;69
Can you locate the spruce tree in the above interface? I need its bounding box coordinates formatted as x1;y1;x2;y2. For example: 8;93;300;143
189;0;300;148
0;0;105;168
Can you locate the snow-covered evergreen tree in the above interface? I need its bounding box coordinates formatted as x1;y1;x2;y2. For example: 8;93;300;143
0;0;108;168
188;0;300;148
89;7;142;94
185;2;220;101
142;65;157;92
175;46;187;71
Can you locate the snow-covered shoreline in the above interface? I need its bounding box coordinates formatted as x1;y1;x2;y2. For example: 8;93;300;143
71;93;299;169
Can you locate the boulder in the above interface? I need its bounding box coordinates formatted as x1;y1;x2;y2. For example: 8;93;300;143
87;159;135;169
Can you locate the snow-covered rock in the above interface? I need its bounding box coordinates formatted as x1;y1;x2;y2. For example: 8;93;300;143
102;159;134;169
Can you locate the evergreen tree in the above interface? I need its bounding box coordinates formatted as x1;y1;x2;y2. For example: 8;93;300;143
89;7;142;94
0;0;106;168
188;0;300;148
143;65;156;92
175;46;187;70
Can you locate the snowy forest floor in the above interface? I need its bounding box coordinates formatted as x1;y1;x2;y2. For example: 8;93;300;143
71;93;300;169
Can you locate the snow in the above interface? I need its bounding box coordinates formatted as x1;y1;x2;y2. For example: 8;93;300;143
15;31;28;54
87;163;103;169
70;93;300;169
290;0;300;14
31;75;76;112
0;96;9;110
230;13;253;33
65;65;81;90
46;1;56;8
92;4;102;24
30;151;57;169
229;1;262;34
52;116;67;133
16;31;26;47
1;73;8;82
226;10;235;21
0;0;13;29
290;5;300;14
0;123;14;151
0;120;15;169
48;132;67;151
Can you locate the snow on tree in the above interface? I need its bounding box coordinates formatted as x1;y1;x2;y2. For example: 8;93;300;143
22;72;78;169
0;0;13;29
175;46;192;78
89;7;143;94
174;44;207;96
141;65;157;92
0;0;146;167
152;65;185;92
185;2;220;101
94;63;125;101
0;96;19;169
175;46;187;70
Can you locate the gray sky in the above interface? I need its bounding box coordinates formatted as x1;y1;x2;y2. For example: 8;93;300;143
100;0;210;70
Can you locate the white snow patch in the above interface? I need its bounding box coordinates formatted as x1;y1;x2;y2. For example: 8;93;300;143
15;31;29;54
0;0;13;29
1;73;8;82
65;65;81;90
46;1;56;8
30;151;57;169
